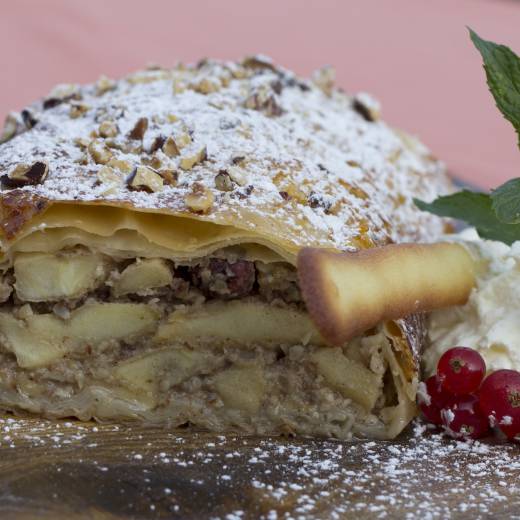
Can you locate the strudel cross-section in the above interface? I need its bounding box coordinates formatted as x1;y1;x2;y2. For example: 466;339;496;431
0;57;452;438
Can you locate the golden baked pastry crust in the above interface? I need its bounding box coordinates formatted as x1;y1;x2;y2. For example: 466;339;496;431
0;57;451;255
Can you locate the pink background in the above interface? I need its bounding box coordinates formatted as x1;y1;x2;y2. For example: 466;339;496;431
1;0;519;188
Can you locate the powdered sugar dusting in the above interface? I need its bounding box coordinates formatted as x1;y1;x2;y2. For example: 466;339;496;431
1;416;519;518
0;58;451;250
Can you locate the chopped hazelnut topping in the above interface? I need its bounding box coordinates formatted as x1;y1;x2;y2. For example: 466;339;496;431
244;86;283;117
176;132;192;149
43;83;80;109
98;120;119;138
229;64;248;79
21;109;38;129
271;80;283;95
308;192;332;213
74;137;90;149
352;93;381;122
0;54;450;260
128;117;149;140
172;78;187;94
88;140;113;165
151;114;165;125
127;166;164;193
157;169;178;186
227;165;248;186
107;158;134;174
69;103;90;119
141;155;163;170
1;161;49;188
284;76;310;92
49;83;79;98
97;165;124;187
96;75;116;96
184;182;214;213
180;146;207;171
146;63;164;71
311;66;335;96
236;184;254;199
215;170;234;191
163;136;180;157
231;155;245;165
150;135;166;153
0;113;22;144
42;98;63;110
196;58;210;69
103;139;132;153
128;71;169;85
220;75;231;88
192;78;220;94
284;183;307;204
242;55;277;72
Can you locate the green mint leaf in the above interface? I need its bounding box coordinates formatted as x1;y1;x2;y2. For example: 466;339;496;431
469;28;520;148
491;177;520;224
414;191;520;245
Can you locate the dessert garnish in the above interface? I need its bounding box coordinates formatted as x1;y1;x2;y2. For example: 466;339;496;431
418;375;448;426
442;393;490;440
298;242;475;345
415;29;520;245
419;346;520;442
415;30;520;444
479;370;520;440
0;161;49;189
437;346;486;395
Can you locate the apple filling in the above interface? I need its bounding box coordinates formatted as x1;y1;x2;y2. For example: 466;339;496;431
0;247;404;438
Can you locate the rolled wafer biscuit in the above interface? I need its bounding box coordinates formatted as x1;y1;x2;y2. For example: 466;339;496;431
297;242;476;346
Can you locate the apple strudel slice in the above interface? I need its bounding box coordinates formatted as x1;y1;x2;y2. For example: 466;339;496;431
0;56;452;438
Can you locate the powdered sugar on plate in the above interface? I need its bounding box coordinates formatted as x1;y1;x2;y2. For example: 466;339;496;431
0;415;518;518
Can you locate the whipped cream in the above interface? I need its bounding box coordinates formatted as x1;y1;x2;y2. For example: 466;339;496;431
424;229;520;375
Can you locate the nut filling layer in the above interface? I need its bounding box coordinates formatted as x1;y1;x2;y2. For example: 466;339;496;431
0;247;406;439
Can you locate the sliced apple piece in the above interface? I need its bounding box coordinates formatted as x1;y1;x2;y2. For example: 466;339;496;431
0;303;159;368
114;347;208;396
14;252;106;302
70;303;159;343
112;258;173;296
155;300;326;346
26;313;67;343
213;365;266;414
0;313;65;368
310;348;381;410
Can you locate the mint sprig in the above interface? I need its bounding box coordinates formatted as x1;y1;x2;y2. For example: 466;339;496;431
414;191;520;245
469;28;520;148
491;178;520;224
415;28;520;244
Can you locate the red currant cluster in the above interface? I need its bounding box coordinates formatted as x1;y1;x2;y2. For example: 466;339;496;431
418;347;520;441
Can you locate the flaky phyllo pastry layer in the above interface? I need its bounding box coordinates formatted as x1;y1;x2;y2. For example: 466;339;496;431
0;56;452;438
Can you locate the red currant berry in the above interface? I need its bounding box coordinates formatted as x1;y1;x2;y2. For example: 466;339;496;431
440;394;489;440
418;375;449;426
479;369;520;440
437;347;486;395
